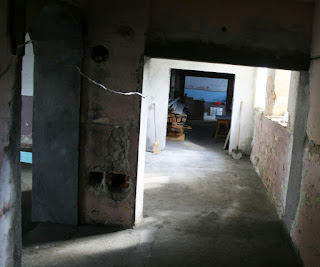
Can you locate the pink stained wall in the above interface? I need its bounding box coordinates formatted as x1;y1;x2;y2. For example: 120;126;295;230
292;146;320;266
251;111;292;217
290;1;320;264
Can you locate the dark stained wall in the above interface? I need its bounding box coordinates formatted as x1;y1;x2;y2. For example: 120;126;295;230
0;0;24;265
30;4;83;225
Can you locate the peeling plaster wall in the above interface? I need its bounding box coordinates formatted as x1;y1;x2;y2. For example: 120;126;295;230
78;0;149;227
0;0;23;265
0;0;318;265
0;59;22;267
146;0;314;70
307;6;320;146
251;112;292;217
251;68;318;266
292;143;320;266
290;1;320;265
251;68;306;227
264;69;276;117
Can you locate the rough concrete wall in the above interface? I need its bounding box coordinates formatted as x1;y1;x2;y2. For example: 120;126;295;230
0;59;22;267
79;0;149;226
291;143;320;266
0;1;23;266
264;69;276;116
290;2;320;264
142;58;256;154
283;72;309;230
0;58;22;267
307;9;320;145
251;112;292;217
146;0;314;70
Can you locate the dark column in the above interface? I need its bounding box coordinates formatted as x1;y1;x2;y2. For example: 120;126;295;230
30;4;83;225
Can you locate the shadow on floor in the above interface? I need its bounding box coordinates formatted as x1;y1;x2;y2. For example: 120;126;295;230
22;122;302;266
21;190;38;235
22;223;130;246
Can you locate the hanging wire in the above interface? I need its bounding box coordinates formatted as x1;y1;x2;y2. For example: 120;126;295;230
16;39;149;98
72;66;148;98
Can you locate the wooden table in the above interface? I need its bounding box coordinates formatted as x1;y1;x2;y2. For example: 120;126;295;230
214;116;231;143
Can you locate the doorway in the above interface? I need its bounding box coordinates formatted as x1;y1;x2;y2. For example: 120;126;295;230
168;69;235;147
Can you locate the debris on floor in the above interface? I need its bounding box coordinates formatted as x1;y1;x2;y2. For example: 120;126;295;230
167;98;192;140
167;112;192;140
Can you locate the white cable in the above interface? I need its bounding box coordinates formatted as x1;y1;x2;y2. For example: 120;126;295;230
73;66;148;98
18;40;149;99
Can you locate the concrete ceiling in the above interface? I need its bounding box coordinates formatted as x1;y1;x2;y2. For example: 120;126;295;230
295;0;315;2
60;0;85;8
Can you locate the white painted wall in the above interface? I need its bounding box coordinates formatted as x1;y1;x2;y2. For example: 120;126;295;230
141;57;257;155
21;33;34;96
254;67;268;109
135;60;150;224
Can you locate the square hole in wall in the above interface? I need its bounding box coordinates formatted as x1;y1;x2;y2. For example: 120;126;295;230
109;173;128;193
89;171;104;186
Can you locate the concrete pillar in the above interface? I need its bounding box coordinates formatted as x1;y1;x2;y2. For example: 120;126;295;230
78;0;149;226
30;4;83;225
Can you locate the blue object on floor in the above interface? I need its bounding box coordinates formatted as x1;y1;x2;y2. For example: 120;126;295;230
21;151;32;164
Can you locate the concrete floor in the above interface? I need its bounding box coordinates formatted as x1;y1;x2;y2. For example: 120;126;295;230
22;122;302;266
